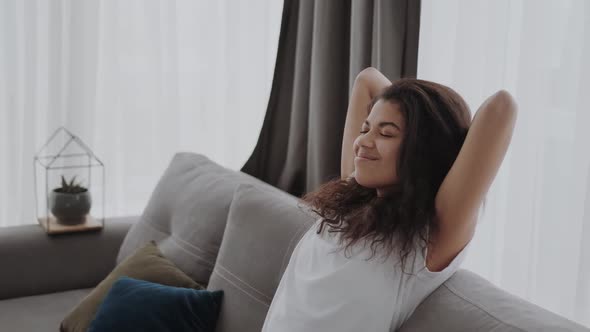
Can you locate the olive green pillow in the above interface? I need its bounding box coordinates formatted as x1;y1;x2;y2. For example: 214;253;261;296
60;241;204;332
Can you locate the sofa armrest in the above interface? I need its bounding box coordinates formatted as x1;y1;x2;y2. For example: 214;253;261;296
0;216;138;300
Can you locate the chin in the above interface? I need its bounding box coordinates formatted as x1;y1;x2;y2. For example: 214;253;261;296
353;174;381;188
354;173;396;190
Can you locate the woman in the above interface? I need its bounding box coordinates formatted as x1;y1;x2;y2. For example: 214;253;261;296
261;67;518;331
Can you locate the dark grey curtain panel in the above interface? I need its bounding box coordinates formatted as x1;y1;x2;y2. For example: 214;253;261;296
241;0;421;197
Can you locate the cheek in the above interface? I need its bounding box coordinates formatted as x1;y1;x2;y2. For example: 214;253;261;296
380;142;400;164
376;144;401;178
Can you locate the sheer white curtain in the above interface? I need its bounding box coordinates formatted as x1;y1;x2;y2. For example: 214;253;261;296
418;0;590;327
0;0;282;227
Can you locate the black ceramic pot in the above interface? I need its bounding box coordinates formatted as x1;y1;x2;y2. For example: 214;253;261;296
49;189;92;225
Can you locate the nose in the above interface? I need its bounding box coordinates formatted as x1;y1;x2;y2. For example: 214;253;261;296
357;131;376;148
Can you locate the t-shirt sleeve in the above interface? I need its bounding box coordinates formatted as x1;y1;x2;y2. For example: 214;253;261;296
415;235;473;283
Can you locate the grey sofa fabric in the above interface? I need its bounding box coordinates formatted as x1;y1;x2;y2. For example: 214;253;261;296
0;217;135;300
0;288;92;332
399;269;588;332
116;152;290;286
206;183;316;332
1;152;589;332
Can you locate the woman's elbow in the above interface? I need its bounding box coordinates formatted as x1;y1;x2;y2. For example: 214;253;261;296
494;90;518;116
481;90;518;128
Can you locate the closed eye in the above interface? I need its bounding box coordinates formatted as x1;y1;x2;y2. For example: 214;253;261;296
360;130;393;138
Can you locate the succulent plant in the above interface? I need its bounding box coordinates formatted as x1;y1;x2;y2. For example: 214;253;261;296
55;175;87;194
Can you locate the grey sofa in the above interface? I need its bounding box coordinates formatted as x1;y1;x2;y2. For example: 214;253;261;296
0;152;588;332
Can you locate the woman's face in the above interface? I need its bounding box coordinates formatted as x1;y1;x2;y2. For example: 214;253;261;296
353;99;405;197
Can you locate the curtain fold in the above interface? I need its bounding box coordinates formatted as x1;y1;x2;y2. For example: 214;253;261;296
241;0;421;197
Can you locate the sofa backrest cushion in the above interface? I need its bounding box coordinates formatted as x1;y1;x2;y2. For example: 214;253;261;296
206;183;316;332
398;269;589;331
116;152;291;285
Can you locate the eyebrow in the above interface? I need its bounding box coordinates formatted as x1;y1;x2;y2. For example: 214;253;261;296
363;120;402;131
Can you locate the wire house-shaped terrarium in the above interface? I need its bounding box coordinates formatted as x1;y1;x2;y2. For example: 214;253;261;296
34;127;105;234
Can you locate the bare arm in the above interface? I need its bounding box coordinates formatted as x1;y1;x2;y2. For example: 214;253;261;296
427;90;518;272
341;67;392;180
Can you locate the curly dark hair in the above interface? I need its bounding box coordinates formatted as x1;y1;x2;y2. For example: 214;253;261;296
298;78;472;275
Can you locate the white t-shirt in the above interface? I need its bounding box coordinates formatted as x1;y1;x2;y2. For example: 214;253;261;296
261;217;472;332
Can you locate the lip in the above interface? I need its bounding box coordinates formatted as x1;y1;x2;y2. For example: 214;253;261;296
355;156;377;161
356;152;379;161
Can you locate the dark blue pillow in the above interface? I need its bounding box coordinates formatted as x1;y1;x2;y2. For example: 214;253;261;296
87;276;223;332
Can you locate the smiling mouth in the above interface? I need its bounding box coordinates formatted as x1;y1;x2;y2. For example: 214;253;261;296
355;156;377;161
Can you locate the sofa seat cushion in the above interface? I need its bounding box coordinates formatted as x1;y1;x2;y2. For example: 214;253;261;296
117;152;287;285
0;288;92;332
